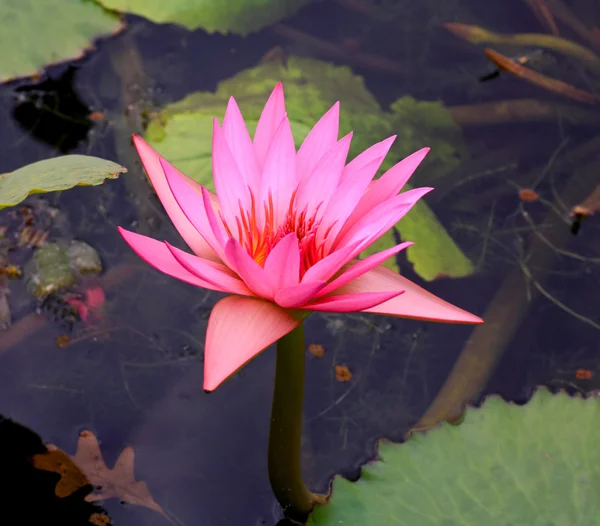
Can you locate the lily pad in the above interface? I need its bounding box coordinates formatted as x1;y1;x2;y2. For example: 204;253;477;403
145;57;473;281
388;96;468;183
96;0;313;35
309;389;600;526
0;155;126;210
0;0;123;83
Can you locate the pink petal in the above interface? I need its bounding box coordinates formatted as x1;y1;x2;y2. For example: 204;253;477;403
264;233;300;291
294;133;353;215
317;241;413;297
301;240;363;285
118;227;223;292
335;187;433;252
339;136;396;184
303;290;404;313
259;115;297;223
164;242;252;296
132;134;217;261
223;97;260;191
341;148;430;237
212;119;250;231
224;238;272;299
161;158;227;262
296;102;340;180
253;83;286;170
344;265;484;323
318;157;384;249
204;296;300;391
274;281;326;309
201;187;230;260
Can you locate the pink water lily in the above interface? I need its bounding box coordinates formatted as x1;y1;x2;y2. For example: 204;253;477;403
118;83;482;391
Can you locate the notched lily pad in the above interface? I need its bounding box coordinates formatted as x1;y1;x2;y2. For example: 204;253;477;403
388;96;468;183
96;0;313;35
0;0;123;83
309;388;600;526
0;155;126;210
145;57;473;281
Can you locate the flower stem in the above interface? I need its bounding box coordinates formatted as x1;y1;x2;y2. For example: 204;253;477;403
268;322;318;522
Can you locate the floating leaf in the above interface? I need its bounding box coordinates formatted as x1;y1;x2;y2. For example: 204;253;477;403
46;430;170;521
145;57;472;281
0;0;123;83
387;96;468;183
0;155;126;210
96;0;313;35
310;389;600;526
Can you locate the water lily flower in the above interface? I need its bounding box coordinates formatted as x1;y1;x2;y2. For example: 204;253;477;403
118;83;482;392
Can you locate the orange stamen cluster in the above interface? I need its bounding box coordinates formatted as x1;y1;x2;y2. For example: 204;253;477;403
222;189;330;276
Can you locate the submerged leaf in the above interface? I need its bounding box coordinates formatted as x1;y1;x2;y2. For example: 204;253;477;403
96;0;313;35
0;0;123;83
309;389;600;526
145;57;473;281
0;155;126;210
46;430;170;521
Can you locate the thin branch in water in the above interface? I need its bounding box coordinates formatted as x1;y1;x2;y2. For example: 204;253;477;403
484;48;599;104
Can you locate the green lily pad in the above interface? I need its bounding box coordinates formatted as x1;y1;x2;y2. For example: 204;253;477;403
0;0;123;83
309;389;600;526
145;57;473;281
0;155;126;210
388;96;468;183
96;0;313;35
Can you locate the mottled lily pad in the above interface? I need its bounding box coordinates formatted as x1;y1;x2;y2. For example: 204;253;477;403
0;155;126;210
309;389;600;526
145;57;473;280
0;0;123;83
96;0;313;35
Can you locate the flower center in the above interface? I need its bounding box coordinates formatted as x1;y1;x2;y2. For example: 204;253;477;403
222;190;329;277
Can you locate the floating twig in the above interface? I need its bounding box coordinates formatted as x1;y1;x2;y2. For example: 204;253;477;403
484;48;598;104
445;23;600;72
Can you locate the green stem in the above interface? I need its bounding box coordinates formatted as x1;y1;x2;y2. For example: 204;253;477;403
268;322;317;522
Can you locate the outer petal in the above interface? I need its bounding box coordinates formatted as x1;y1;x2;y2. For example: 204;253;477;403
335;187;433;251
259;116;297;223
164;242;253;297
339;135;396;184
294;133;353;215
296;102;340;180
303;290;404;313
340;148;430;238
274;281;326;309
263;233;300;291
344;266;484;323
317;241;413;297
318;157;383;248
254;83;286;170
224;238;272;299
223;97;260;191
132;134;217;260
161;158;227;262
204;296;300;391
118;227;222;292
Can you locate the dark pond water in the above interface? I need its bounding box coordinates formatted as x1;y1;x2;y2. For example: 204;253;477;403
0;0;599;524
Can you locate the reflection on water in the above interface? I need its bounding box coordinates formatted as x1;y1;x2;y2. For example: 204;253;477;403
0;0;599;524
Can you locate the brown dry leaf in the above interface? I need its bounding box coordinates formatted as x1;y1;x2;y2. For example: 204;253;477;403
31;447;90;497
52;430;171;522
335;365;352;382
89;513;111;526
308;343;325;358
518;188;540;202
